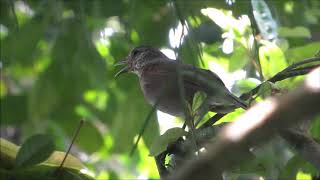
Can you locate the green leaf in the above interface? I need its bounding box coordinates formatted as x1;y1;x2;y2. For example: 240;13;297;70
279;155;319;179
257;81;273;99
149;128;187;156
2;18;45;66
286;42;320;63
0;138;85;171
259;40;288;78
129;1;175;46
229;45;250;71
15;134;55;168
310;116;320;140
8;166;94;180
75;121;104;153
278;26;311;39
0;138;19;168
192;91;207;112
233;78;260;94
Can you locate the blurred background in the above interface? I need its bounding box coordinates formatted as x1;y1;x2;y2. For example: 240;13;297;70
1;0;319;179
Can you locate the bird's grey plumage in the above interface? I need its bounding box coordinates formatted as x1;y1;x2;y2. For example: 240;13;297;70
115;45;247;116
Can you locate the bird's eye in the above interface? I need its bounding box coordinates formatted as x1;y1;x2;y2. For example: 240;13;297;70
132;49;140;56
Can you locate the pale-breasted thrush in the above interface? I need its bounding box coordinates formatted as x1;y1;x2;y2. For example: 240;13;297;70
115;46;247;117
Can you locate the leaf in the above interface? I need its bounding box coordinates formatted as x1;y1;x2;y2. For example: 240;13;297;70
0;138;85;171
42;151;85;171
310;116;320;140
75;121;104;153
149;128;187;156
233;78;260;94
8;166;94;180
257;81;273;99
251;0;278;40
229;45;250;71
0;138;19;168
286;42;320;63
15;134;55;168
278;26;311;39
259;40;288;79
2;18;45;66
192;91;207;112
279;155;319;179
129;1;175;46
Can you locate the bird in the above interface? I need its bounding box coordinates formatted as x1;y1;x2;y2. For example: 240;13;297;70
115;45;247;118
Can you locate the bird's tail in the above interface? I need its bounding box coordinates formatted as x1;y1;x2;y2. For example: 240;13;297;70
227;93;248;110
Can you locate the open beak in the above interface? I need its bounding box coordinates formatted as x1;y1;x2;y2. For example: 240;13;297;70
114;59;129;78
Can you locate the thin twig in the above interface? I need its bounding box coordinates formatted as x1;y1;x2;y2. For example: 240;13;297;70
55;119;84;175
282;57;320;72
129;100;159;156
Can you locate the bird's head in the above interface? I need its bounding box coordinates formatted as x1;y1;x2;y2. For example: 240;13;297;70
114;45;166;78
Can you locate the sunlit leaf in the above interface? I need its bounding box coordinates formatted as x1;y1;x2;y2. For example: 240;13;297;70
7;166;94;180
149;127;187;156
214;108;245;125
296;171;312;180
42;151;85;171
259;40;287;78
15;134;55;168
0;138;19;168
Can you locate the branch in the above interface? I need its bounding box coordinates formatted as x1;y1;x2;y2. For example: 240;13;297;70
201;57;320;128
168;68;320;180
240;57;320;101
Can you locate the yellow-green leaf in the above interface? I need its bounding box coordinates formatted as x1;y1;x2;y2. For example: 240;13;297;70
259;40;288;78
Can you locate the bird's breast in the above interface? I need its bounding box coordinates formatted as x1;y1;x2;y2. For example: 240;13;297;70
139;66;186;116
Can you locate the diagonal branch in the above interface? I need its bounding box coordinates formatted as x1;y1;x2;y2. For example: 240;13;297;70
168;68;320;180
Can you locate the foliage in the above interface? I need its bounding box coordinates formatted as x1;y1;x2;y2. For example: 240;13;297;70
149;127;187;156
1;0;319;179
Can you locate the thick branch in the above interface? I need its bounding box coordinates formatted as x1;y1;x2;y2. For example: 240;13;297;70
168;68;320;180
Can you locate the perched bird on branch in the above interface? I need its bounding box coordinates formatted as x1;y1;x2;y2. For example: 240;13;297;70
115;46;247;117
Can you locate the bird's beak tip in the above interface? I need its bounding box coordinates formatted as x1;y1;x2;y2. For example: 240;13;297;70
114;58;129;79
114;66;129;79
